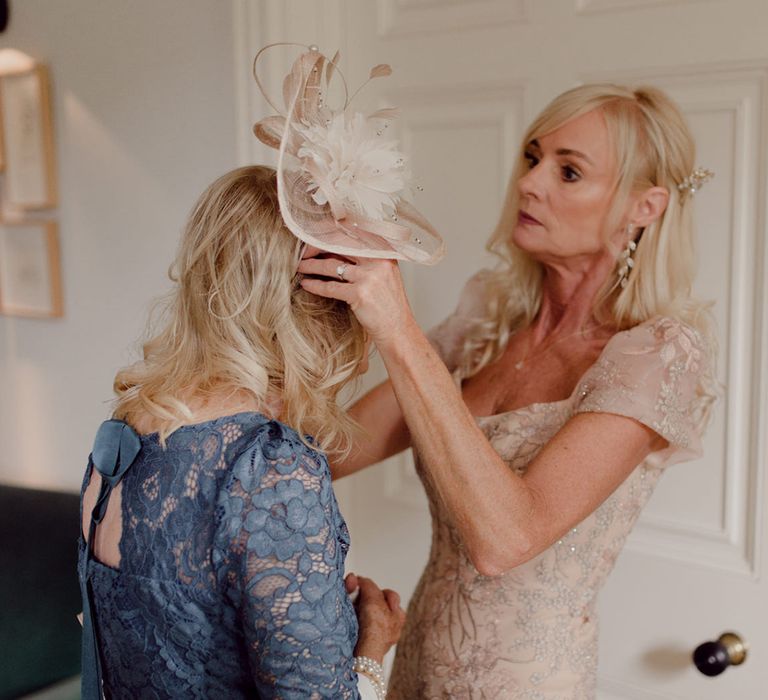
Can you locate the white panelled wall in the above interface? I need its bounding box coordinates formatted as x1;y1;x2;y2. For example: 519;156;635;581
237;2;768;698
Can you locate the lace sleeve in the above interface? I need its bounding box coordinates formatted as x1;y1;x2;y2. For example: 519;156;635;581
575;317;709;466
214;421;360;698
427;269;492;372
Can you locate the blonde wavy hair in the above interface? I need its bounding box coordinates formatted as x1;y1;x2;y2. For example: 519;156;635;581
114;165;367;457
464;83;717;423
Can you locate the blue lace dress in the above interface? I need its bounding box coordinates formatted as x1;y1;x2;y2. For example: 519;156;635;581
77;412;360;699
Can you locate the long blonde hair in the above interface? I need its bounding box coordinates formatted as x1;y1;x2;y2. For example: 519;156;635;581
465;83;717;422
114;165;367;457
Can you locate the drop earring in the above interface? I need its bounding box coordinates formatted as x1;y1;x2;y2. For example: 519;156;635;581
618;225;637;289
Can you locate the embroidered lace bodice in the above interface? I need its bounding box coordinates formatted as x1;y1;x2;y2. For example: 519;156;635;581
78;413;359;699
388;272;709;700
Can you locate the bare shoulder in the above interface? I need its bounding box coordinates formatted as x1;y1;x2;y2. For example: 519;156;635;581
122;388;273;436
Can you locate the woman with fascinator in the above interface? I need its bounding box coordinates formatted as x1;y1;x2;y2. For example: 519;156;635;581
77;165;414;695
296;79;718;697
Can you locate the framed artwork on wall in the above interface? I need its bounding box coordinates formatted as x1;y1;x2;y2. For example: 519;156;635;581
0;64;57;209
0;219;63;318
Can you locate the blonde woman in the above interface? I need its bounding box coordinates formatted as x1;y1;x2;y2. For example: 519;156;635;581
299;84;717;698
78;166;405;700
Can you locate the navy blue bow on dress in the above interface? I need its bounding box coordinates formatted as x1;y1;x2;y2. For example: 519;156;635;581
81;419;141;700
92;419;141;487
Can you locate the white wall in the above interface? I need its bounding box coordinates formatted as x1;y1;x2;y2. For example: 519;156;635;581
0;1;239;491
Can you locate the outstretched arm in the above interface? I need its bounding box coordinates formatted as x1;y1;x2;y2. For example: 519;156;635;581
362;304;662;576
333;265;485;480
333;378;411;479
298;257;698;577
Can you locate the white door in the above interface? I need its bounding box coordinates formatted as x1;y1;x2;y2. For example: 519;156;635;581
237;1;768;697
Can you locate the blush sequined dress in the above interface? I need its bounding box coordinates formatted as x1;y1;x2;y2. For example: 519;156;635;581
388;273;708;700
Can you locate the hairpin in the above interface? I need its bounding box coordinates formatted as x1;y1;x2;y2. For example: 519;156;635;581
677;167;714;196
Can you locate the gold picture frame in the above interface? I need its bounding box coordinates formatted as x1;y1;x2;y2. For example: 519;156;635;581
0;219;63;318
0;64;57;209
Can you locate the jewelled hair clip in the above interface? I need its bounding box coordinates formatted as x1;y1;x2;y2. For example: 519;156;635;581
677;167;714;196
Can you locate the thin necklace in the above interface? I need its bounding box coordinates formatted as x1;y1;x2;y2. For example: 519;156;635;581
514;323;605;371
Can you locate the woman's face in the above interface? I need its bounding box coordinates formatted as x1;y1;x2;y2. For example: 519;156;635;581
512;108;621;264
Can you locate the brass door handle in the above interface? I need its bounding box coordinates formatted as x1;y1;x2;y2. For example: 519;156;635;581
693;632;748;677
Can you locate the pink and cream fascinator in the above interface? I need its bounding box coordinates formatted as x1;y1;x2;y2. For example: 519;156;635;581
253;43;445;265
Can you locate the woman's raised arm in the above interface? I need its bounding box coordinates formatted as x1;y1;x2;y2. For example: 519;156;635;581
298;257;698;577
333;378;411;479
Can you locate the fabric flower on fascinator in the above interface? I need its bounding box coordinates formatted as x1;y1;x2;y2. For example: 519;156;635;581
296;111;410;220
253;43;444;264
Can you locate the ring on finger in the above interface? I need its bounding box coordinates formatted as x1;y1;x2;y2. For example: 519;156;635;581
336;263;349;282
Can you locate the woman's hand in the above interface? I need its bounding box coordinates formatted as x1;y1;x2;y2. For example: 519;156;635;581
345;573;406;663
297;256;416;347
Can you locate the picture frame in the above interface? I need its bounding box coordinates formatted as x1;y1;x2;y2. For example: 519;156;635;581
0;219;63;318
0;64;57;209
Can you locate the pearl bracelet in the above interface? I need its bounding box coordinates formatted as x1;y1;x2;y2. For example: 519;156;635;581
353;655;386;700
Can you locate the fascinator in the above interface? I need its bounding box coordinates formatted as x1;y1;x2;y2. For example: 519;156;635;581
253;43;445;264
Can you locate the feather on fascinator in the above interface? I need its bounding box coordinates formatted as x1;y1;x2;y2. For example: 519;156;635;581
253;43;445;264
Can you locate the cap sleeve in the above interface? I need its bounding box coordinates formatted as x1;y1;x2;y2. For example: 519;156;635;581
426;269;491;372
574;317;709;466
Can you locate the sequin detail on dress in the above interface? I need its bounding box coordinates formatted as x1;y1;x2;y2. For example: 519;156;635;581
77;413;359;699
389;274;708;700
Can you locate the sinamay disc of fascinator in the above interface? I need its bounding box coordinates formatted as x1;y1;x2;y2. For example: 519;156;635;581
252;43;445;265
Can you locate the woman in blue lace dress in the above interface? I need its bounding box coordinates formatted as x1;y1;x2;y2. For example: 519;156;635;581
78;165;404;699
